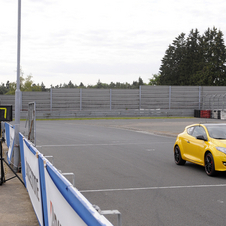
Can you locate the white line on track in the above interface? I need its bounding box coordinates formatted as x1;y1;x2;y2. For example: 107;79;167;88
38;141;172;147
80;184;226;193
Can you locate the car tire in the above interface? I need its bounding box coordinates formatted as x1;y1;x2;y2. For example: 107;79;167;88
174;145;186;165
205;152;216;176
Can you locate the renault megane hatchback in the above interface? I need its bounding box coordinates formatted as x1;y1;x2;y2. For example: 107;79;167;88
174;123;226;176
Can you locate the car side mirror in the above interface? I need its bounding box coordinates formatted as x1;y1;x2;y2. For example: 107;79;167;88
196;135;207;141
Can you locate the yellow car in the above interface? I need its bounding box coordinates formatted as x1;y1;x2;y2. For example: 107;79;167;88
174;123;226;176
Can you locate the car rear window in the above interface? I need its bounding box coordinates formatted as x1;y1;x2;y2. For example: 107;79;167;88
187;126;194;135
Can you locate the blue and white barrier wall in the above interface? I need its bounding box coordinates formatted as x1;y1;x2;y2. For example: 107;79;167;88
4;122;15;163
19;132;113;226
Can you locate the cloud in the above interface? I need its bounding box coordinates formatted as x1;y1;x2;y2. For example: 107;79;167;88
48;62;152;75
1;0;226;88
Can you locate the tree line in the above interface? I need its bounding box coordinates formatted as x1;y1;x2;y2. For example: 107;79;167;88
0;75;145;95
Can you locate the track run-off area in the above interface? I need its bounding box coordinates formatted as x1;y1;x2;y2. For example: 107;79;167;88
20;118;226;226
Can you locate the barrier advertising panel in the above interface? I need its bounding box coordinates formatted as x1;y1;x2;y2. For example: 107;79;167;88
22;138;44;226
19;133;26;186
43;160;87;226
4;122;15;163
4;122;10;148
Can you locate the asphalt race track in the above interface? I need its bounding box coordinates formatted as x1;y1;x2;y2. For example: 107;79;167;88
21;118;226;226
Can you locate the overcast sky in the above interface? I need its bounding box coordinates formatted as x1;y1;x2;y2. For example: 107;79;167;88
1;0;226;88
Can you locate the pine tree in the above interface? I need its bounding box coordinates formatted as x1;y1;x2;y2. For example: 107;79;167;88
185;29;202;85
194;27;226;85
159;33;187;85
158;27;226;86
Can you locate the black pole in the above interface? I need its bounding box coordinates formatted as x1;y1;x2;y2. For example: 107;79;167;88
0;138;5;185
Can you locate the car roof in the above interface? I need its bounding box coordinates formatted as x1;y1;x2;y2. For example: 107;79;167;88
202;123;226;126
186;123;226;128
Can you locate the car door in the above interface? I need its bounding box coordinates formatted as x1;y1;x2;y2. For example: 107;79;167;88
180;126;195;159
188;126;207;164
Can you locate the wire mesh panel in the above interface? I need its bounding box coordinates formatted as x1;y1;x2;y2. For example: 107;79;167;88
22;92;50;111
52;88;80;110
171;86;200;110
140;86;169;109
111;89;139;110
202;86;226;110
82;89;110;110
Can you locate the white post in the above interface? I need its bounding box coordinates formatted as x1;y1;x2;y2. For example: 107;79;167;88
14;0;21;171
110;89;112;111
139;86;141;110
169;86;171;110
50;88;52;111
198;86;201;110
80;88;82;111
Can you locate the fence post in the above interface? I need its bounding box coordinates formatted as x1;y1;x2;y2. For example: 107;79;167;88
50;88;52;111
198;86;201;110
169;86;171;110
80;88;82;111
139;86;141;110
110;89;112;111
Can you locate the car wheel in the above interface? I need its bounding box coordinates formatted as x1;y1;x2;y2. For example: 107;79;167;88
205;152;216;176
174;145;186;165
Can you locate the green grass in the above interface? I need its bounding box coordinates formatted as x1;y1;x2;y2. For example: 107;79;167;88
18;116;193;121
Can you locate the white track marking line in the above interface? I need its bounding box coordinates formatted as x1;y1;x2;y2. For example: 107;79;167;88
80;184;226;193
38;141;172;147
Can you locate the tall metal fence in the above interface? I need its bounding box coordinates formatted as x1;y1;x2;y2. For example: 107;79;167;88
0;86;226;118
